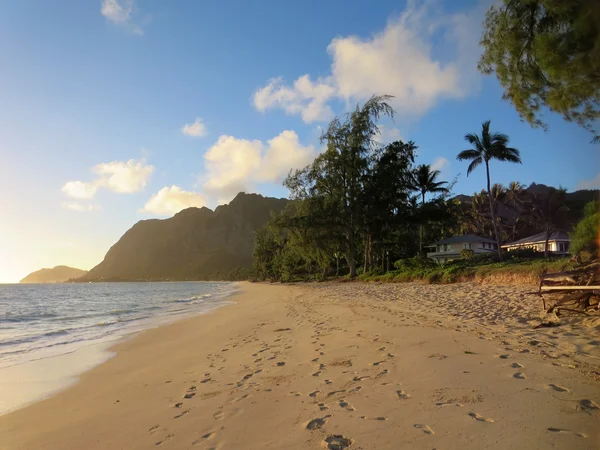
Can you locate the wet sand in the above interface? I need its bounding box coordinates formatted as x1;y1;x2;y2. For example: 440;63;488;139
1;282;598;449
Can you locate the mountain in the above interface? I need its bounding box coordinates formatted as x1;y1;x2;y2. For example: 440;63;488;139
453;183;598;225
79;193;288;282
20;266;88;284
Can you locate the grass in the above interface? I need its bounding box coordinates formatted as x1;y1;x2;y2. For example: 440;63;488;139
359;256;575;285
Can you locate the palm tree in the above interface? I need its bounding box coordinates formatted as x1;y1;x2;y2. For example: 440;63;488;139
504;181;527;241
457;120;521;258
413;164;449;254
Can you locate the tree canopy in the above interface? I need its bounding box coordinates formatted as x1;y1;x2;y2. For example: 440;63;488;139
479;0;600;134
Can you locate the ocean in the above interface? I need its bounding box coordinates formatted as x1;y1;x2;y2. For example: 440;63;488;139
0;282;236;414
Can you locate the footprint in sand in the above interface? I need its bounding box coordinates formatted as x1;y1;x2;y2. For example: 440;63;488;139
325;380;333;385
513;372;526;379
323;435;353;449
468;412;494;423
306;415;331;430
371;360;386;366
436;401;464;407
318;403;329;411
396;390;411;400
511;363;523;369
547;427;587;438
213;410;224;420
499;354;510;359
353;376;370;382
289;392;303;397
155;434;174;446
578;399;600;413
338;400;355;411
192;432;216;445
309;390;320;397
548;384;569;393
360;416;387;421
174;402;183;408
327;390;346;397
312;371;322;377
183;393;196;399
174;409;190;419
349;386;362;393
149;425;160;434
276;361;286;367
414;424;434;435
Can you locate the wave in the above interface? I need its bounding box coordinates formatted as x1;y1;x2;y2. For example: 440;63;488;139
0;312;59;323
173;293;213;304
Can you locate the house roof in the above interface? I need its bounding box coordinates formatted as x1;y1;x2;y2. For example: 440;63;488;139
429;235;496;246
502;231;570;247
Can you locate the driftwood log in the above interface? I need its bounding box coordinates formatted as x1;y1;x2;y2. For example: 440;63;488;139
533;261;600;325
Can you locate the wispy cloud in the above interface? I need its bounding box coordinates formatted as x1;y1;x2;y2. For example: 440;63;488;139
253;1;482;123
577;172;600;190
431;157;449;172
142;186;207;215
62;158;154;199
101;0;143;35
61;202;100;212
182;118;207;137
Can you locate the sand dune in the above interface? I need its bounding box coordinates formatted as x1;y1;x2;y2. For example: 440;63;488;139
0;282;598;449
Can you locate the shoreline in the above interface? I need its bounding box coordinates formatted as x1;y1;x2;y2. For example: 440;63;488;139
0;284;239;416
1;282;598;449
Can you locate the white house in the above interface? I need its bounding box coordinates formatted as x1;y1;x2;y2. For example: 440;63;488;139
501;231;570;254
426;235;498;264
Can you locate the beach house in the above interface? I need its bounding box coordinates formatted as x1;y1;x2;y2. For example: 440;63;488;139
501;231;571;254
426;235;498;264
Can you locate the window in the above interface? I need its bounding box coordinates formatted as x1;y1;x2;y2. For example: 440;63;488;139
443;244;449;251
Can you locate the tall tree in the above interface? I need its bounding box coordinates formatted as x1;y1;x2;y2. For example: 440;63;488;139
528;188;569;257
457;121;522;258
412;164;448;254
479;0;600;135
479;0;600;134
285;95;395;278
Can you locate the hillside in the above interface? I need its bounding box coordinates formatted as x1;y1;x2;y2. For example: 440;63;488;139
79;193;288;281
20;266;88;284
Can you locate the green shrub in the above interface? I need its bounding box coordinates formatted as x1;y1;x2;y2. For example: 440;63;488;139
460;249;475;259
570;201;599;257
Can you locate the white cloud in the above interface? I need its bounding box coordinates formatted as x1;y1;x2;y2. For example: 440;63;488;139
431;157;449;172
254;76;336;123
62;158;154;199
101;0;143;35
93;159;154;193
202;130;316;201
577;173;600;190
182;118;207;137
375;125;402;145
142;186;207;215
253;1;480;123
61;181;98;199
61;202;100;212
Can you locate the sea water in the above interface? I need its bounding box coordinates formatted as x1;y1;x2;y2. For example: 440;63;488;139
0;282;236;414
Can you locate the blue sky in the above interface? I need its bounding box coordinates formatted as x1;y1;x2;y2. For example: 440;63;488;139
0;0;597;282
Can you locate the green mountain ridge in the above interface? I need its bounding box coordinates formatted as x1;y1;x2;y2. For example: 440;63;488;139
79;193;288;282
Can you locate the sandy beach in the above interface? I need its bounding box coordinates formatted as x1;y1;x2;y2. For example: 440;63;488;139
1;282;599;450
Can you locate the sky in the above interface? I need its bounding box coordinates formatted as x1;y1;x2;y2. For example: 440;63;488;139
0;0;598;283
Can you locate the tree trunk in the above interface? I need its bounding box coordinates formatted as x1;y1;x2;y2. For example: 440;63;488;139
485;161;503;259
419;191;425;255
363;233;370;274
348;226;357;278
544;230;551;258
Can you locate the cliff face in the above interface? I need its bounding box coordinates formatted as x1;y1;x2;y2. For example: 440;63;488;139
80;193;288;281
20;266;88;283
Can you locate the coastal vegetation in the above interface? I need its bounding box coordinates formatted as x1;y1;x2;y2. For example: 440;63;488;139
252;96;598;284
